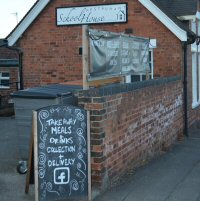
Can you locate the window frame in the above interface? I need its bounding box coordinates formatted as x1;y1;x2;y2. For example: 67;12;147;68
126;49;154;83
191;20;200;108
0;71;10;89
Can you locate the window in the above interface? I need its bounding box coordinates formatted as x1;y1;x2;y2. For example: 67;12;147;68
125;39;156;83
0;72;10;89
191;20;200;108
130;49;154;82
125;49;154;83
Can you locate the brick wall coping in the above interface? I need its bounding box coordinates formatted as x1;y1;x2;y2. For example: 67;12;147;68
78;76;181;97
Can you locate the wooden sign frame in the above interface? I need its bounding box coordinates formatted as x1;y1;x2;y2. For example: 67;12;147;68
33;111;39;201
25;114;35;194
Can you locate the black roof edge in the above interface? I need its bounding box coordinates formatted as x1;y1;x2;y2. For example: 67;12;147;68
0;59;19;67
0;39;8;47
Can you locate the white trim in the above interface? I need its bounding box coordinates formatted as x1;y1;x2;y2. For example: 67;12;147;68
191;20;200;52
125;75;131;83
191;45;200;52
192;101;200;109
7;0;50;46
178;15;196;21
192;52;200;109
139;0;188;41
192;53;197;105
0;86;10;89
149;39;157;48
196;11;200;20
0;71;10;89
0;82;10;87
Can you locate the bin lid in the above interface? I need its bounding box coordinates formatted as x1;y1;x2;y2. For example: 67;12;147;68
11;84;82;99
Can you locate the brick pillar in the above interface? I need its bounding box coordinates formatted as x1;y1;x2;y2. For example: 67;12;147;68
78;95;108;193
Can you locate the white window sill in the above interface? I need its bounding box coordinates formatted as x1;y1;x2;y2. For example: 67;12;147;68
192;101;200;109
0;86;10;89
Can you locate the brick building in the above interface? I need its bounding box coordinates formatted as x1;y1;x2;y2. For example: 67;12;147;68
0;45;19;107
5;0;200;198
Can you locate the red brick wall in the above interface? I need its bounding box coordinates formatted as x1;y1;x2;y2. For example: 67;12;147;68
0;47;18;59
17;0;183;88
77;77;184;195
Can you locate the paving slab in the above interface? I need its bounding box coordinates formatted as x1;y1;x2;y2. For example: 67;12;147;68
94;129;200;201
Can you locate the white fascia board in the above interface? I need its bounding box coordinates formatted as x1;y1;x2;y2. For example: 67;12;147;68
178;15;196;21
192;100;200;109
7;0;50;46
196;11;200;20
139;0;188;41
149;39;157;48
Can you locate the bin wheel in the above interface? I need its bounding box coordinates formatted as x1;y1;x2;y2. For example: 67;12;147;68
17;161;27;174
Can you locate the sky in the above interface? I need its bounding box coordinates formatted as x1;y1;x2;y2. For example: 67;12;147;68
0;0;37;38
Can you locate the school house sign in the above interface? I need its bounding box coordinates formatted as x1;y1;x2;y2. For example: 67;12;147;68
56;3;128;26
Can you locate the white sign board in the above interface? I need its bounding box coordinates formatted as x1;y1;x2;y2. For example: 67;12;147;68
56;3;127;26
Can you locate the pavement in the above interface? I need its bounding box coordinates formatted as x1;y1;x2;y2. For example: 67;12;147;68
94;128;200;201
0;116;200;201
0;117;34;201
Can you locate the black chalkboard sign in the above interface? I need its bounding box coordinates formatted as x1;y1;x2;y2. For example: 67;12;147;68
35;105;89;201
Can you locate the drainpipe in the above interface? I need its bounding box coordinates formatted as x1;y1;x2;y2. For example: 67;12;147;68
18;51;24;90
183;34;197;137
183;43;189;137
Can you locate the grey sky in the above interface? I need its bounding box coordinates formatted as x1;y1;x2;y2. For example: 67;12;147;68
0;0;37;38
